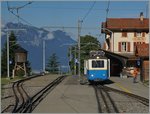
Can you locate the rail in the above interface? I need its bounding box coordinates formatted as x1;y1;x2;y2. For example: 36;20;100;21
14;76;65;113
1;75;66;113
94;84;149;113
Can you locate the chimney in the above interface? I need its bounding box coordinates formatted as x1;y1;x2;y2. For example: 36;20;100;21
140;12;144;21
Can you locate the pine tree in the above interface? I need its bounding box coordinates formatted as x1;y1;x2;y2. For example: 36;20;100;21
46;53;59;74
1;31;31;77
1;42;7;77
26;61;31;76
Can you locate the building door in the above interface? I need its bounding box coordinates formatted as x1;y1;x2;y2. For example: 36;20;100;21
142;60;149;81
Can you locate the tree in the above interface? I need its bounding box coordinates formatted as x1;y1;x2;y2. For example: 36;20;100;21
1;31;32;77
46;53;59;74
69;35;101;74
26;61;32;76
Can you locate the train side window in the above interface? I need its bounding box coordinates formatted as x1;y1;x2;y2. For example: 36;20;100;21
92;60;104;68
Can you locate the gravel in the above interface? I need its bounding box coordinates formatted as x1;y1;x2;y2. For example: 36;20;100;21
1;74;61;112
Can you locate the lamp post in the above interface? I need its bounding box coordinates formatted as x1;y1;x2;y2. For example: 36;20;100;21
78;20;82;82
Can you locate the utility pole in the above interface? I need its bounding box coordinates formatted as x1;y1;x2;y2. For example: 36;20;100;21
74;46;76;75
78;20;82;82
69;47;72;75
7;31;9;79
43;40;46;73
6;28;25;79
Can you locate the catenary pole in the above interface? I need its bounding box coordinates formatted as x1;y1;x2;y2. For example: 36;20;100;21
74;46;76;75
43;40;46;73
78;20;81;82
7;31;9;78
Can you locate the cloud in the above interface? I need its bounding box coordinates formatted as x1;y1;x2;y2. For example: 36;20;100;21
31;36;40;46
66;31;77;41
1;19;6;28
47;32;54;40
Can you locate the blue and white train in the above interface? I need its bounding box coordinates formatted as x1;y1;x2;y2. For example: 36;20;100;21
84;51;110;83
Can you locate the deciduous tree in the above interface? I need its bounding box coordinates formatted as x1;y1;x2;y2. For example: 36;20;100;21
69;35;101;74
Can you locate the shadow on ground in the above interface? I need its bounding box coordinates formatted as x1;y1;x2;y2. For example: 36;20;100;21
93;79;114;85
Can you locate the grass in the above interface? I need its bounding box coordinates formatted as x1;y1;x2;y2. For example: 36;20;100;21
1;76;25;97
1;76;25;85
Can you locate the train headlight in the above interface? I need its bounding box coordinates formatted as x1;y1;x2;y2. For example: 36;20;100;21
96;56;99;59
91;74;94;77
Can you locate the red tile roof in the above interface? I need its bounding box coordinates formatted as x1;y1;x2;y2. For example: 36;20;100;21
104;18;149;30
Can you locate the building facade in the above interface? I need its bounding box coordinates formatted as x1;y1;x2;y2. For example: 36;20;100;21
101;12;149;76
102;13;149;55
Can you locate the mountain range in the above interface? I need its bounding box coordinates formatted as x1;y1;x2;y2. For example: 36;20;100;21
1;22;76;72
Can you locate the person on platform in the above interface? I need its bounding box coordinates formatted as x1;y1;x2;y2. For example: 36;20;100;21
132;67;139;83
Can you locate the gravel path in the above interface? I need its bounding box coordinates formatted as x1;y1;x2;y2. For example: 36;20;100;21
1;74;61;112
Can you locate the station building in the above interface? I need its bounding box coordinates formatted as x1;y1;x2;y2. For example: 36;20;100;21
101;12;149;81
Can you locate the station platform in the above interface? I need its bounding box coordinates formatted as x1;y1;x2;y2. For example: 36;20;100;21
32;75;149;113
105;76;149;99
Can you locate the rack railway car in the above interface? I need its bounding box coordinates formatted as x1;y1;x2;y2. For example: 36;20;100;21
84;51;110;83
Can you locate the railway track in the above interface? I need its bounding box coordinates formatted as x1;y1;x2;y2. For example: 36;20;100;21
94;84;149;113
12;80;29;113
22;76;65;113
2;76;34;113
2;75;66;113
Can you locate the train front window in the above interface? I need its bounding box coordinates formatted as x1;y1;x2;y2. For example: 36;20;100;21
92;60;104;68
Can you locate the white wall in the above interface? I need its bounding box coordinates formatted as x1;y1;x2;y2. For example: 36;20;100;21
112;32;149;54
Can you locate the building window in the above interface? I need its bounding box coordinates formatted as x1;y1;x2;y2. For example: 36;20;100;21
122;32;127;37
92;60;104;68
136;32;142;37
118;42;130;52
121;42;127;51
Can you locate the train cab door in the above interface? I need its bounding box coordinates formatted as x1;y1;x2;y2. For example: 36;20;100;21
107;59;110;78
84;60;88;75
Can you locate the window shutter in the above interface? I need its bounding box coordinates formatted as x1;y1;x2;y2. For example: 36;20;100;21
134;42;136;52
118;42;121;52
122;32;127;37
127;42;130;52
122;32;124;37
134;32;136;37
142;32;145;37
125;32;127;37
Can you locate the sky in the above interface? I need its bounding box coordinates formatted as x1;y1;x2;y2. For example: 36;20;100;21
1;0;149;43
